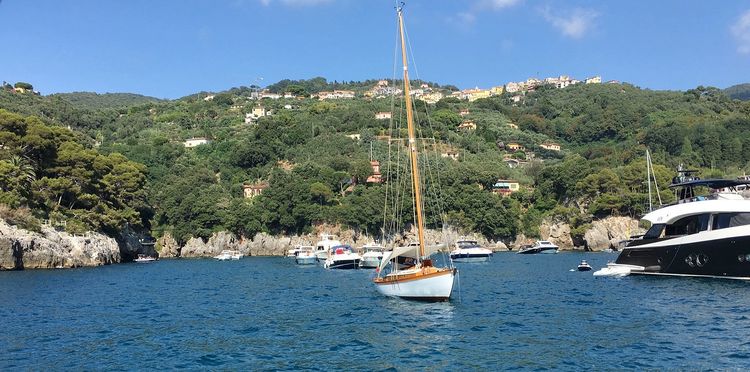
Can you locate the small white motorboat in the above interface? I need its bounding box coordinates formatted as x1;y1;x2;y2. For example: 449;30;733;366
214;250;241;261
133;254;157;263
359;242;385;268
287;244;313;257
295;247;317;265
577;260;592;271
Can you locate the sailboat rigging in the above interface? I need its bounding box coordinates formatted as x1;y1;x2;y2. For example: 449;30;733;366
372;4;457;301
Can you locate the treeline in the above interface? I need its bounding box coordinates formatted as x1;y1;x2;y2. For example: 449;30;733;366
0;109;149;234
265;76;457;95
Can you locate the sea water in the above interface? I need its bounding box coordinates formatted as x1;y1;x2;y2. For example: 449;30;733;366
1;253;749;370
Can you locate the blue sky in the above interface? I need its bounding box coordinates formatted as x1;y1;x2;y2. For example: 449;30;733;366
1;0;749;99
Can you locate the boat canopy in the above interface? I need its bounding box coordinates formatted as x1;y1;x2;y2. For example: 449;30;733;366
642;199;750;224
377;243;445;272
668;179;750;190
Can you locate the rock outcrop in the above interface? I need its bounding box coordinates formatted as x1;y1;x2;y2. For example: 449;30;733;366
0;220;120;270
539;221;575;250
583;217;643;251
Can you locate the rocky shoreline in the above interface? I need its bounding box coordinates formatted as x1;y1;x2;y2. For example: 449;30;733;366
0;217;642;270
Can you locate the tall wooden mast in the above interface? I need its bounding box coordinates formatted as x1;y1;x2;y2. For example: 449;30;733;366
397;5;426;258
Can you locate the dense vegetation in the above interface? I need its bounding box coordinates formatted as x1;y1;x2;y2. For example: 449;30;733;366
1;79;748;245
0;109;149;234
50;92;164;110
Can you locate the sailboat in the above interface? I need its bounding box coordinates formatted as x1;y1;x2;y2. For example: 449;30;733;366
372;4;457;301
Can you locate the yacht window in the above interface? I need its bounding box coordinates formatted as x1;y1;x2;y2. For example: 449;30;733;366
665;214;710;236
712;213;750;230
643;224;665;239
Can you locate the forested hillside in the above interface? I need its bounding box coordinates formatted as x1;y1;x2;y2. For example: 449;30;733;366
1;79;749;244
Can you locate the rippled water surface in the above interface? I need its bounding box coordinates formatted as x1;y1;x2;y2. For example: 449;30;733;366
2;253;750;370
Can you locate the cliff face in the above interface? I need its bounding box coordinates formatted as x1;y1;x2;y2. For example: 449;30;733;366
583;217;643;251
0;220;121;270
156;225;497;258
528;216;643;251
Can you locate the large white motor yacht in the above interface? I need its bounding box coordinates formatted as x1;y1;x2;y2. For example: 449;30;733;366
595;172;750;279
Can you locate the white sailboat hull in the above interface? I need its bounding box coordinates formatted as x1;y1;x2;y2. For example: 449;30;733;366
375;269;456;301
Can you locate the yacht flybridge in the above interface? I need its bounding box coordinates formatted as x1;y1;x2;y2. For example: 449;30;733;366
595;170;750;280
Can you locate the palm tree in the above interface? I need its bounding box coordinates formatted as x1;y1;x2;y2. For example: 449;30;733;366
8;155;36;189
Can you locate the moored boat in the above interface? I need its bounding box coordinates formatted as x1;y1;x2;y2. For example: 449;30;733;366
214;250;241;261
372;5;456;301
323;245;361;269
314;234;342;262
133;254;157;263
577;260;592;271
359;242;386;268
517;240;559;254
287;244;313;258
594;169;750;280
295;247;317;265
450;238;493;262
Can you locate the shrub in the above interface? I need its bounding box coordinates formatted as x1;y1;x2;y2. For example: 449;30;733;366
0;204;41;232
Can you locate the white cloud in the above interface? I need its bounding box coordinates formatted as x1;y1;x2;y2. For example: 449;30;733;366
452;0;521;27
732;10;750;54
482;0;522;11
539;6;599;39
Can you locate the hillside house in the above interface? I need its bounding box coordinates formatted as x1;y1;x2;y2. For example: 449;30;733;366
183;137;211;148
506;122;519;130
419;92;444;104
261;91;282;100
242;182;269;199
203;95;215;101
540;142;561;151
505;82;521;93
492;179;520;197
441;150;460;161
585;76;602;84
245;105;271;124
318;90;356;100
366;160;382;183
506;142;526;152
375;112;392;120
459;109;470;116
457;120;477;131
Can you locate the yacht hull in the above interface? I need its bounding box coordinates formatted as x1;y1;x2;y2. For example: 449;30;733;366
450;253;491;262
359;257;381;268
517;247;558;254
609;231;750;279
324;259;361;270
295;256;317;265
374;268;456;301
